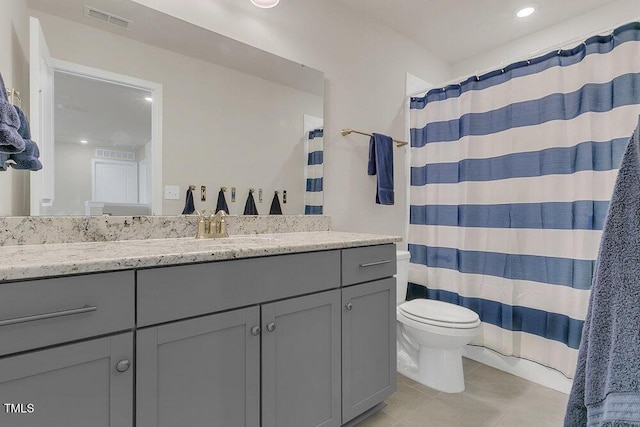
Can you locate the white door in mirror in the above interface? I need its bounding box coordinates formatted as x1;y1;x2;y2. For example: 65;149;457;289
92;159;138;203
29;17;55;213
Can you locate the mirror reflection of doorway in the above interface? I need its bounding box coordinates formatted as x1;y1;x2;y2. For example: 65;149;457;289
30;13;162;216
52;70;155;215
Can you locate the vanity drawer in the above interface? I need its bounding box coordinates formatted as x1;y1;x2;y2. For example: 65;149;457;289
0;271;135;357
342;244;397;286
137;250;341;327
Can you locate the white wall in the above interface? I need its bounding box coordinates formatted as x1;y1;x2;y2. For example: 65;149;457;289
31;11;323;216
0;0;29;216
133;0;452;243
452;0;640;81
47;143;95;215
45;143;144;215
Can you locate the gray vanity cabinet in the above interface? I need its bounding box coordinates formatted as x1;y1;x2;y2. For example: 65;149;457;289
0;332;134;427
0;270;135;427
135;289;342;427
341;278;396;423
261;289;342;427
136;251;343;427
136;306;261;427
0;243;397;427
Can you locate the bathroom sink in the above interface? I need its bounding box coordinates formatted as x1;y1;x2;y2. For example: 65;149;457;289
225;235;275;242
132;236;277;252
176;235;276;248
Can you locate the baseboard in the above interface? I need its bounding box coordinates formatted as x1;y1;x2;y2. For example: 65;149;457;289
462;345;573;394
342;402;386;427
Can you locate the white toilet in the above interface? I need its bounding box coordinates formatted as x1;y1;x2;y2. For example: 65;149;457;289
395;251;480;393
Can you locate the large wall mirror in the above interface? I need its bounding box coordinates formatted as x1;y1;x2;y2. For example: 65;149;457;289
24;0;324;216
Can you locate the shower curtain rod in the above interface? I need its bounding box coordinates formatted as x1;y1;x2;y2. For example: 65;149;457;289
430;16;640;92
341;129;408;147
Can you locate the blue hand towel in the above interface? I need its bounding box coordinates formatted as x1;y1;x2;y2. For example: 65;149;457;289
269;192;282;215
10;140;42;170
181;188;196;215
368;133;394;205
243;191;258;215
215;189;229;214
9;106;42;171
0;153;8;171
0;72;25;154
565;119;640;426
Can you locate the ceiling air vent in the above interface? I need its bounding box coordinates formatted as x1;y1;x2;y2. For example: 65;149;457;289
95;149;135;161
84;5;132;30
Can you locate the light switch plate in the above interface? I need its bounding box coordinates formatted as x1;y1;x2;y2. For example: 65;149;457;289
164;185;180;200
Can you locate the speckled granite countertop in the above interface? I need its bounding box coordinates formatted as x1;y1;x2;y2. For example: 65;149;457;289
0;231;401;281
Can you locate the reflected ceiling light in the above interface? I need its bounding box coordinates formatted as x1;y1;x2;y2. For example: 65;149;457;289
516;6;536;18
80;139;88;144
145;97;153;102
250;0;279;8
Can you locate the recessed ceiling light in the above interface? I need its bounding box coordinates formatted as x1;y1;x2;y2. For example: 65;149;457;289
80;139;88;144
145;97;153;102
516;6;536;18
250;0;279;8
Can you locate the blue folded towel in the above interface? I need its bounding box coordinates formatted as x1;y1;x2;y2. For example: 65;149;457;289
9;106;42;171
269;192;282;215
368;133;394;205
10;140;42;170
0;72;25;154
215;189;229;214
181;188;196;215
243;190;258;215
0;153;8;171
564;120;640;426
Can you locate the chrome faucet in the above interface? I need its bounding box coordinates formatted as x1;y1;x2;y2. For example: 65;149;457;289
195;210;229;239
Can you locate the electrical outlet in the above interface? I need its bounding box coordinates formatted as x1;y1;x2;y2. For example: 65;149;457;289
164;185;180;200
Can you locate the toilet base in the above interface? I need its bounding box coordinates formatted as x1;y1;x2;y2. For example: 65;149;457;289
398;346;466;393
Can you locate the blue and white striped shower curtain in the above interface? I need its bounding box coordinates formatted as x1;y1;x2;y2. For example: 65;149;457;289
305;128;324;215
408;22;640;377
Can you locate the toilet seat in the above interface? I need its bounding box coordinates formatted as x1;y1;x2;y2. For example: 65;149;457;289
399;299;480;329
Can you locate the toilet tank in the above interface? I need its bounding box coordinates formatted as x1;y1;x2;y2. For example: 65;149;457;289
396;250;411;304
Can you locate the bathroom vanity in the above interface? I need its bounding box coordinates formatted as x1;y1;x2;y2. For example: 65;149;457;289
0;231;398;427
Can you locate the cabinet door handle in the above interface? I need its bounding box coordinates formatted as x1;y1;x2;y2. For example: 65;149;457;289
251;326;261;336
116;359;131;373
345;302;353;311
266;322;276;332
0;305;97;327
359;260;392;268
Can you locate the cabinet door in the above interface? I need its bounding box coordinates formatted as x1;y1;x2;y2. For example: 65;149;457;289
262;289;341;427
0;332;133;427
342;278;396;423
136;306;260;427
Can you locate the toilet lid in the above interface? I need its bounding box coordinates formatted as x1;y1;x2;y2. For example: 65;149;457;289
399;299;479;327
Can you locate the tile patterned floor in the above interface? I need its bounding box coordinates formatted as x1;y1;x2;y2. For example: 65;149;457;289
356;358;569;427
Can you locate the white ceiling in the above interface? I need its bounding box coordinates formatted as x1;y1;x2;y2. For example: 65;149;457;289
335;0;622;64
54;71;152;148
27;0;324;96
29;0;626;75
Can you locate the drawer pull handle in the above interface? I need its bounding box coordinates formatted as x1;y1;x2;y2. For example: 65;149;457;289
359;260;392;268
0;305;97;327
266;322;276;332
